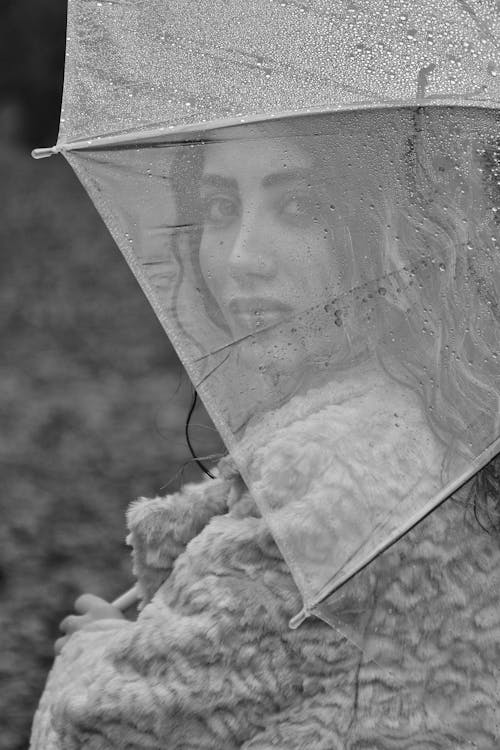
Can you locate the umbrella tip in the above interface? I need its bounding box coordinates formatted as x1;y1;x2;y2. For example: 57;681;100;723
31;146;60;160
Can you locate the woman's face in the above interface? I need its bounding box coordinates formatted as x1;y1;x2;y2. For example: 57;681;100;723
198;136;345;376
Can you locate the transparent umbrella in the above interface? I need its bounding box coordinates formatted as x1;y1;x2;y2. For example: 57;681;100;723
34;1;500;743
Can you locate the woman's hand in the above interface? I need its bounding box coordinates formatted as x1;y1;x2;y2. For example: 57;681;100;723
55;594;125;655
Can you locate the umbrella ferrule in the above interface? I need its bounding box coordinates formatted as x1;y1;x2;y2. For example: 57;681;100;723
31;145;63;159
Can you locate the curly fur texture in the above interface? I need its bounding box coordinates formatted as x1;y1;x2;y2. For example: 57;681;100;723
31;468;351;750
30;420;500;749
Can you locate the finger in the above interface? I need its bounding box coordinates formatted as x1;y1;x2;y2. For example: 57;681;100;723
59;614;90;635
75;594;125;621
74;594;111;615
112;585;140;611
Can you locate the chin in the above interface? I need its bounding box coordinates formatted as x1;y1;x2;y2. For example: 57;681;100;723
237;336;315;400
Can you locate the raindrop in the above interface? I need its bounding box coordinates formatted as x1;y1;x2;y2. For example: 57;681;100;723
487;61;498;77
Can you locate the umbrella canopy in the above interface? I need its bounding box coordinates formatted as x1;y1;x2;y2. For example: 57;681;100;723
34;1;500;740
45;0;499;143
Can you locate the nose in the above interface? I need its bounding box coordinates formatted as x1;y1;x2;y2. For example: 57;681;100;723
228;206;277;280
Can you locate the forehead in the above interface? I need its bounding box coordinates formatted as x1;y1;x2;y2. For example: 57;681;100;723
201;136;312;181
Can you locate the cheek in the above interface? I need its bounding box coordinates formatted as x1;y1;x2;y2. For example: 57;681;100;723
281;230;334;292
199;233;227;296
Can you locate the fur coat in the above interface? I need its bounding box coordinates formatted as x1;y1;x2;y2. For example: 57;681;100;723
30;370;500;748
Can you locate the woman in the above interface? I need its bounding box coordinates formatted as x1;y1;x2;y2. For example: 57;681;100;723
31;109;500;748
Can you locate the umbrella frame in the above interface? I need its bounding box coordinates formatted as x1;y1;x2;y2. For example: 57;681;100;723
33;97;499;158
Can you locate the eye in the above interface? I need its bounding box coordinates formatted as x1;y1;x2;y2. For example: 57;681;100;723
201;194;239;226
280;192;318;224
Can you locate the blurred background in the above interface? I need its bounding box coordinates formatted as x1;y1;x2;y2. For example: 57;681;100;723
0;2;223;747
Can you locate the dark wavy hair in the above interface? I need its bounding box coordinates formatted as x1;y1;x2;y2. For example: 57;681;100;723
168;107;500;529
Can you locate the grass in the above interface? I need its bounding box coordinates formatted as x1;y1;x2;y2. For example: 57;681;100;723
0;143;223;749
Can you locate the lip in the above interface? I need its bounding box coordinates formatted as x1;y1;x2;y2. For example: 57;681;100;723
228;297;293;315
227;297;293;330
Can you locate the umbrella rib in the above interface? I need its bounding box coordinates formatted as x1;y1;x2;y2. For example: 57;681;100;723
454;0;500;51
193;256;434;363
193;353;231;389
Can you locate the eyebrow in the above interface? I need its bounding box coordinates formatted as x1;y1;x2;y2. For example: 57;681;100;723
263;168;314;188
200;168;314;192
200;174;238;191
